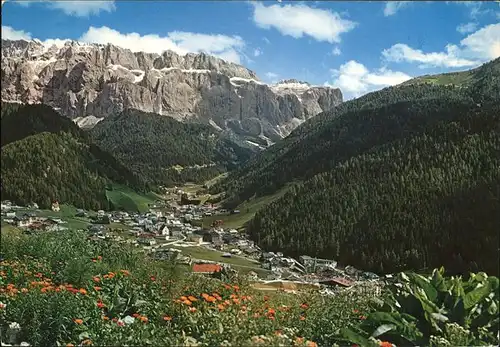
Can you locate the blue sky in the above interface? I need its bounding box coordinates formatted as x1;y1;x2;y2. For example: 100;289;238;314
2;0;500;99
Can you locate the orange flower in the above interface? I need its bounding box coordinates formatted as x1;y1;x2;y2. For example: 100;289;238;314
81;339;93;346
300;303;309;309
232;298;240;305
205;295;216;303
139;316;148;323
120;270;130;276
163;315;172;321
150;276;156;281
300;316;306;321
213;293;222;301
97;256;103;261
66;344;75;347
102;316;110;321
353;309;359;314
224;300;231;306
295;337;304;345
359;315;367;320
275;330;282;336
73;318;84;325
182;299;192;306
94;286;102;291
181;296;188;301
189;307;197;313
93;276;100;283
232;285;240;291
306;342;317;347
223;284;231;289
79;288;87;295
267;308;276;315
188;295;198;302
379;342;392;347
230;294;238;299
21;288;28;293
132;313;140;318
97;301;105;308
217;304;225;311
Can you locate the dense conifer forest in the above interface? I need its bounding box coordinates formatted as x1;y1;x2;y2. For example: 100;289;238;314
90;109;254;187
1;104;146;210
213;58;500;275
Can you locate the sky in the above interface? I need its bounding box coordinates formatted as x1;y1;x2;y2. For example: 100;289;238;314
2;0;500;99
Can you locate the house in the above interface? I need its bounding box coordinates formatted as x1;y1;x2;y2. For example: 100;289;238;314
299;255;337;273
192;263;222;274
318;277;354;288
188;234;203;245
14;216;32;227
51;201;60;212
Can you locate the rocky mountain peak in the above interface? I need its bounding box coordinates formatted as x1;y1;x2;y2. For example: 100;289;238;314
1;38;343;145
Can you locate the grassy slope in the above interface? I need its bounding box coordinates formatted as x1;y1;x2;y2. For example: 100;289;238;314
202;186;289;230
106;184;157;213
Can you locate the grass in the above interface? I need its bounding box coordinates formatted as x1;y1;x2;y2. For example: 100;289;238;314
170;246;262;269
402;69;475;87
106;184;157;213
202;187;289;230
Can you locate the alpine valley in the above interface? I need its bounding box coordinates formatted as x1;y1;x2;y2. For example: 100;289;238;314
1;3;500;347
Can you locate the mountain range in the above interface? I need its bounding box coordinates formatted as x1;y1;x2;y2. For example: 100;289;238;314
1;39;342;145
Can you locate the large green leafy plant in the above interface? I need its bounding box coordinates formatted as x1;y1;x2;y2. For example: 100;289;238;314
340;267;499;346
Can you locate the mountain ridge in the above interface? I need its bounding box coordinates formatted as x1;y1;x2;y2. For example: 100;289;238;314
1;38;343;144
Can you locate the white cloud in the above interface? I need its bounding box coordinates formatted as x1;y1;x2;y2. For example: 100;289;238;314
265;72;279;80
456;22;477;34
331;46;342;56
383;1;411;16
11;0;116;16
382;23;500;68
251;2;357;43
328;60;411;99
1;25;32;40
49;1;115;17
449;1;491;19
253;48;262;57
79;26;246;64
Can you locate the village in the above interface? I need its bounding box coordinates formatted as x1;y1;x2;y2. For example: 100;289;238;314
1;189;387;296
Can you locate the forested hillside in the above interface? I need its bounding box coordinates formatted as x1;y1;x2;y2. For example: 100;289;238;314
1;103;83;146
1;104;146;210
215;58;500;207
212;58;500;275
90;109;255;187
248;101;500;275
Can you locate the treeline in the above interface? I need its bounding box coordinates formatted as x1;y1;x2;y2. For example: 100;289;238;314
248;102;500;275
90;109;254;187
1;104;147;210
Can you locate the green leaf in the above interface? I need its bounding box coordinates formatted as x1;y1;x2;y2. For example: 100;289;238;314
431;268;447;292
408;273;438;302
340;328;374;347
371;324;396;338
463;282;491;310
